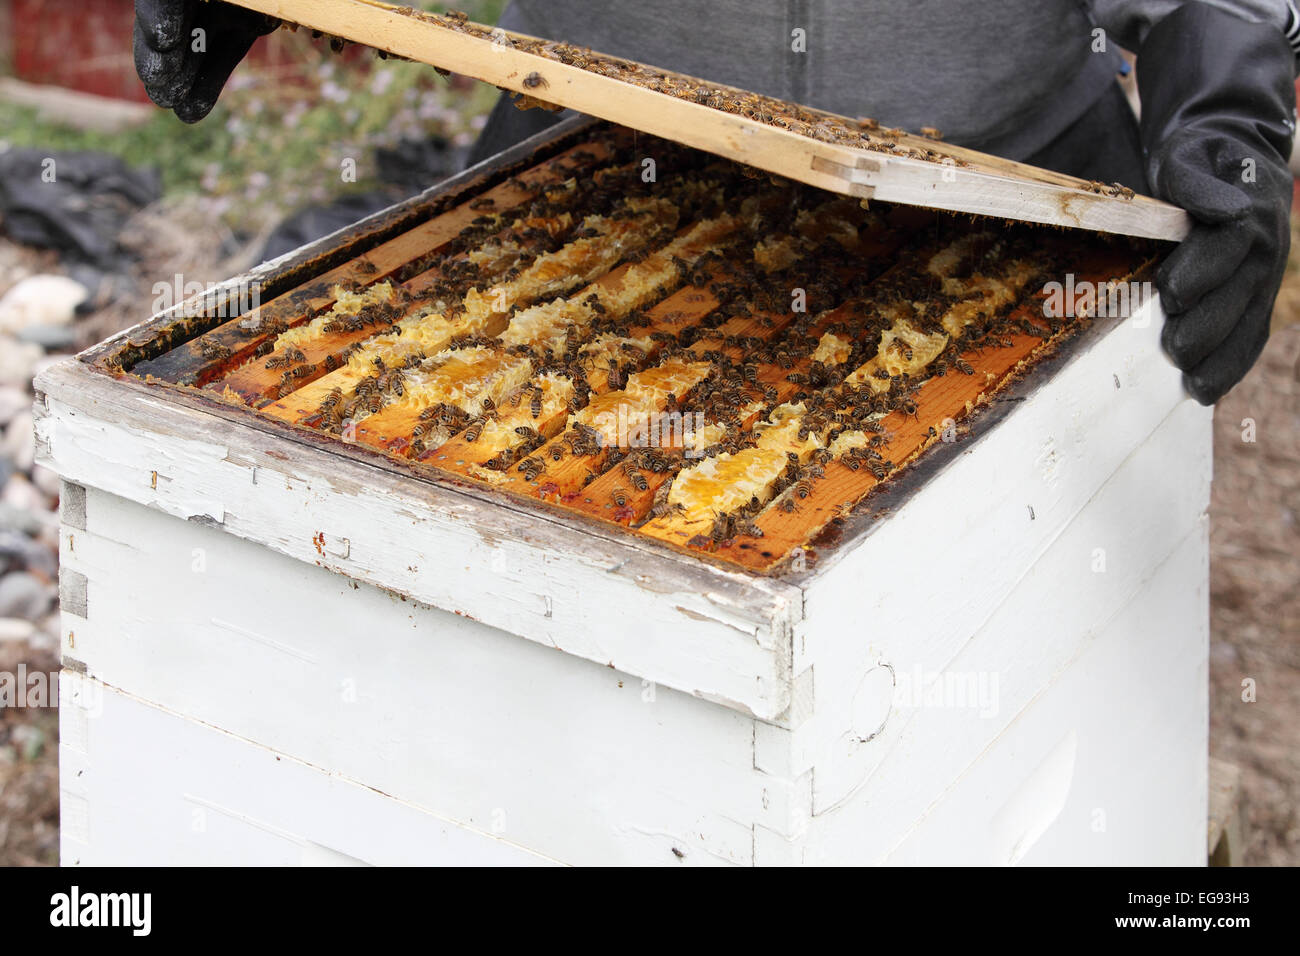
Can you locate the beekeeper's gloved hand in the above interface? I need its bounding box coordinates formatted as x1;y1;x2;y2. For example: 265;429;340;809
1138;2;1297;404
134;0;278;123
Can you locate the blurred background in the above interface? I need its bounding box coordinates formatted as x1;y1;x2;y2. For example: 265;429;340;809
0;0;1295;865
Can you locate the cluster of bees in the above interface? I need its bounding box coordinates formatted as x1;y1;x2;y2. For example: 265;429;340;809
1083;180;1139;200
183;118;1109;560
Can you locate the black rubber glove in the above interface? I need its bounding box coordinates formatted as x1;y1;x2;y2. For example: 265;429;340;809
134;0;278;123
1137;3;1296;404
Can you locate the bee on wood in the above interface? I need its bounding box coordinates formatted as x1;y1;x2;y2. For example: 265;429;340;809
200;340;231;361
283;346;306;364
515;425;539;441
356;260;378;276
523;71;548;90
733;518;764;538
530;389;544;418
463;418;485;443
469;197;496;210
612;487;630;507
518;457;544;482
793;478;815;499
919;126;943;140
625;468;649;492
266;353;291;370
955;358;974;375
709;512;731;544
548;443;565;461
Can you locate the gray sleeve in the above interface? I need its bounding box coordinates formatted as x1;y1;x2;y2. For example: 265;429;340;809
1085;0;1296;49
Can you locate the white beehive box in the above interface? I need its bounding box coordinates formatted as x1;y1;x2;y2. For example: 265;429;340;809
36;303;1210;866
32;116;1210;866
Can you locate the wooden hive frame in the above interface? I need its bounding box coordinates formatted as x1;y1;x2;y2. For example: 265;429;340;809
226;0;1190;242
80;117;1161;580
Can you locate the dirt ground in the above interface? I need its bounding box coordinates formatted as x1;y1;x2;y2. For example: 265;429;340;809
1207;314;1300;866
0;230;1297;867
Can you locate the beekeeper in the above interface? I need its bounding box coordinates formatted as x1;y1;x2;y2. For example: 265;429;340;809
132;0;1299;404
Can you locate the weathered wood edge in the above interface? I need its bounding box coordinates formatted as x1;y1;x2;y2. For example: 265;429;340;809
226;0;1190;241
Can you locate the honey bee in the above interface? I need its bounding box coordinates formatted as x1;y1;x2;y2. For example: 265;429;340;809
523;71;548;90
515;425;539;440
530;389;543;418
200;340;231;361
265;353;291;370
463;419;484;443
612;487;629;507
955;358;974;375
284;346;307;364
469;197;496;210
355;260;378;276
709;512;731;544
793;478;815;499
733;518;764;538
519;457;544;481
548;444;564;461
625;468;648;492
919;126;943;140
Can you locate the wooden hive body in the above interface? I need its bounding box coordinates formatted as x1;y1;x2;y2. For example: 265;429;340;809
37;117;1211;864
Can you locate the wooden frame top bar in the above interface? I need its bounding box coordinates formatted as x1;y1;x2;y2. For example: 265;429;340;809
225;0;1190;242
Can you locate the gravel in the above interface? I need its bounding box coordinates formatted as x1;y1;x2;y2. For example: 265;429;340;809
0;571;52;621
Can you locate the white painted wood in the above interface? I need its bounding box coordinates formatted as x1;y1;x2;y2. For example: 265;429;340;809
883;527;1209;866
58;493;806;865
59;674;559;866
